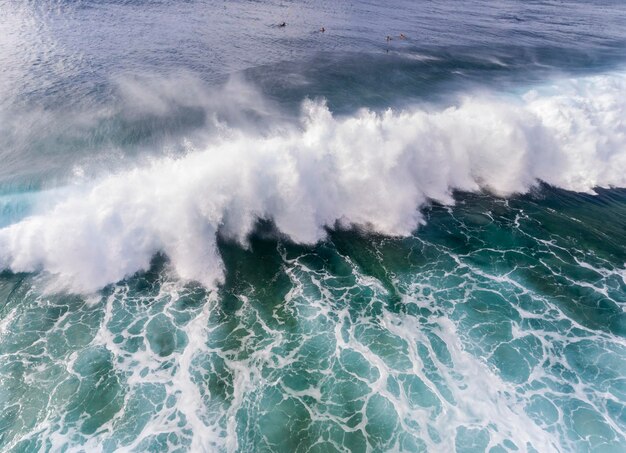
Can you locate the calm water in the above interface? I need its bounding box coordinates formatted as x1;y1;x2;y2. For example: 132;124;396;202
0;1;626;452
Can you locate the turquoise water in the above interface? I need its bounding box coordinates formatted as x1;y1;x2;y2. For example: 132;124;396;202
2;188;625;451
1;1;626;452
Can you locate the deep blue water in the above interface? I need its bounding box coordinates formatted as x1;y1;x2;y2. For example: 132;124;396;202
0;1;626;452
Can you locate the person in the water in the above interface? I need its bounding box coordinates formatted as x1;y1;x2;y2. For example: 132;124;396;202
399;33;407;39
320;27;325;32
278;21;286;27
386;35;392;42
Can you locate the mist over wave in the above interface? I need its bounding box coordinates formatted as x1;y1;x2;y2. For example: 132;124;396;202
1;71;625;292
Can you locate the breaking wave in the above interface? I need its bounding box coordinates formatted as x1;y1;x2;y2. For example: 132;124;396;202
1;71;625;292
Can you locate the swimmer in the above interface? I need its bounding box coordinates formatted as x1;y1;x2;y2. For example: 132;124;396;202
399;33;407;40
278;22;286;27
320;27;325;32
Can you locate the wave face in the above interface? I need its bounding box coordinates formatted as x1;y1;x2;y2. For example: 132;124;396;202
1;1;626;452
1;72;626;292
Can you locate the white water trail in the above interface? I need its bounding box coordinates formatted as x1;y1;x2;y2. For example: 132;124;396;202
0;71;625;292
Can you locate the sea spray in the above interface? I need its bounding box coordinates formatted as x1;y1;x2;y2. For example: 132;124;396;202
0;72;625;292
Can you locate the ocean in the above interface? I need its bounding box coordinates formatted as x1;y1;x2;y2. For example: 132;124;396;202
0;0;625;451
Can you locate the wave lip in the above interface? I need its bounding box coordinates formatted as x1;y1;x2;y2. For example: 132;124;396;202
1;71;626;292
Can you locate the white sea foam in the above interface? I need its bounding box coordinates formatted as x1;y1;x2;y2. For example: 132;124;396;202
1;71;625;292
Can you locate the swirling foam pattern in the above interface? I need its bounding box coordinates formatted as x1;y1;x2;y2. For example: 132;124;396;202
1;187;625;452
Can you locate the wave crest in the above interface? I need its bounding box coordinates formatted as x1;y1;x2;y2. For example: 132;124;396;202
1;72;625;292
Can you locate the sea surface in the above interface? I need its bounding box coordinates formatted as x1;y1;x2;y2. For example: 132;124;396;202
1;1;626;452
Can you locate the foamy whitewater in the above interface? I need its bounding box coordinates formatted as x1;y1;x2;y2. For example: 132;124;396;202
1;1;625;452
1;72;625;292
